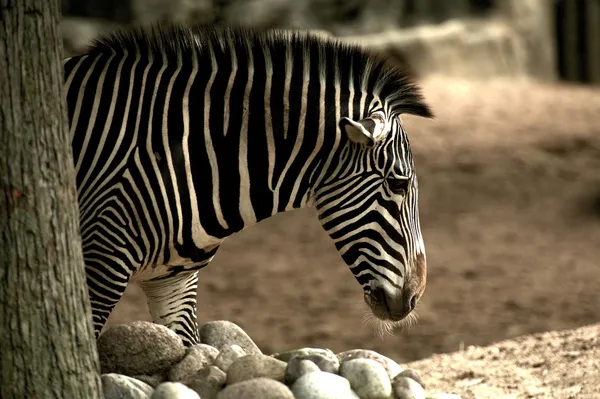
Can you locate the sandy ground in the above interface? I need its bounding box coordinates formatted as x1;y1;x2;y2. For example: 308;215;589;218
105;77;600;397
409;323;600;398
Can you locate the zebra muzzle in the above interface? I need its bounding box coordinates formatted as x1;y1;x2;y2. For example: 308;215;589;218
365;284;417;322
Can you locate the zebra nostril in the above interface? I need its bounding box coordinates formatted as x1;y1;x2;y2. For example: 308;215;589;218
408;294;417;312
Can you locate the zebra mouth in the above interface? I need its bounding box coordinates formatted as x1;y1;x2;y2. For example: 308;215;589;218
364;292;393;321
364;287;414;322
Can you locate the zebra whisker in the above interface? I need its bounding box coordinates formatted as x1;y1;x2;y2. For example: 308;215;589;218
362;304;420;338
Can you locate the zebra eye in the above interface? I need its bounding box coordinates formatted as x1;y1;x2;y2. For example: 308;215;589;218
387;178;409;196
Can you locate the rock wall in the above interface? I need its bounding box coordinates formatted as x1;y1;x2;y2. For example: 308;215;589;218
60;0;556;81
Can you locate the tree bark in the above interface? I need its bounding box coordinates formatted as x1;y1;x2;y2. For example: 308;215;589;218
0;0;101;397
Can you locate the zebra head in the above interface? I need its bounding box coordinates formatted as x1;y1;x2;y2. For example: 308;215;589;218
315;96;431;329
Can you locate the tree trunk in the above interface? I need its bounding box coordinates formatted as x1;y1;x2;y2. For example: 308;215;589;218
0;0;101;397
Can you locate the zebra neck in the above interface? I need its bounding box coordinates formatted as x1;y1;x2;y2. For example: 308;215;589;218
198;121;332;239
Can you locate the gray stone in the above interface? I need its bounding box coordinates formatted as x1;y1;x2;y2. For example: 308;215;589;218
185;365;226;399
151;382;200;399
217;377;294;399
398;369;425;388
168;343;219;382
214;344;246;372
291;353;340;374
292;354;340;374
102;373;154;399
132;373;166;388
199;320;262;355
396;387;420;399
346;20;534;81
291;371;360;399
226;354;287;384
339;358;392;399
392;376;426;399
98;321;186;376
337;349;403;379
284;358;320;385
273;347;337;363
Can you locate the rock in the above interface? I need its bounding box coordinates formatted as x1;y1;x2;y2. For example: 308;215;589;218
284;358;321;385
337;349;403;379
290;353;340;374
398;369;425;388
151;382;200;398
214;344;246;372
185;365;226;399
226;354;287;384
199;320;261;355
291;371;360;399
273;347;337;363
102;373;154;399
132;373;166;388
392;376;426;399
218;377;294;399
396;387;422;399
168;344;219;382
339;358;392;399
98;321;186;376
426;395;463;399
346;20;532;80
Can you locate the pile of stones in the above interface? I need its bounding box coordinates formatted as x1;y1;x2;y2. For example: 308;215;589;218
99;320;461;399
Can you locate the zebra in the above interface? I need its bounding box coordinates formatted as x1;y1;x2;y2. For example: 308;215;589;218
63;23;433;346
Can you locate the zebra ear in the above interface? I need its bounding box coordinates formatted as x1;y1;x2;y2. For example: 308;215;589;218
340;117;375;146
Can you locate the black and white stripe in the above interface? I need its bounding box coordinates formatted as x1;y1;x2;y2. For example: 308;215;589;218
63;24;432;345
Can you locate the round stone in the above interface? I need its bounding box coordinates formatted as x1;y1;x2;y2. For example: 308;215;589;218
98;321;186;376
396;387;420;399
273;347;337;363
291;371;360;399
185;365;226;399
151;382;200;398
132;373;166;388
102;373;154;399
339;358;392;399
284;358;321;385
226;354;287;384
214;344;247;372
199;321;261;355
291;353;340;374
168;344;219;382
392;376;426;399
337;349;403;379
217;378;294;399
398;368;425;388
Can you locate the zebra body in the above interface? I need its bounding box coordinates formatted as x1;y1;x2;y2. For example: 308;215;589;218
63;24;432;345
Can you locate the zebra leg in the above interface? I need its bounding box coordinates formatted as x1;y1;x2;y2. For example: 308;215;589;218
139;271;201;346
86;261;134;338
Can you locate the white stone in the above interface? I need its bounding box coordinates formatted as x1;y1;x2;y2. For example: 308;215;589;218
292;371;360;399
340;358;392;399
151;382;200;399
102;373;154;399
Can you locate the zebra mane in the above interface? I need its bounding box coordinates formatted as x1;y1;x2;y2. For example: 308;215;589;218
89;23;433;119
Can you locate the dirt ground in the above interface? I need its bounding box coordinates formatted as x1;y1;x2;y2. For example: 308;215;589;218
409;323;600;398
106;77;600;397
